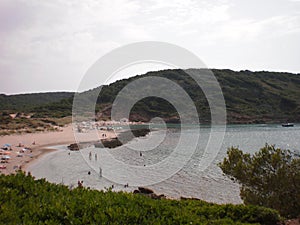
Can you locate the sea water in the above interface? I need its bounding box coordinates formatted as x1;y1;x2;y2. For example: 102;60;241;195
27;124;300;204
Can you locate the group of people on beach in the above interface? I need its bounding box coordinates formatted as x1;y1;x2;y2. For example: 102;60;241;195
0;141;35;172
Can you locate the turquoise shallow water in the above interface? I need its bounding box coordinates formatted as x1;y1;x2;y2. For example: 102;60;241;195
27;124;300;204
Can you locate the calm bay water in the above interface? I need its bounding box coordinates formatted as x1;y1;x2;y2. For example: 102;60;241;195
27;124;300;204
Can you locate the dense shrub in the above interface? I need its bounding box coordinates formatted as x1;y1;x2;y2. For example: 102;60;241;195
219;144;300;218
0;172;280;224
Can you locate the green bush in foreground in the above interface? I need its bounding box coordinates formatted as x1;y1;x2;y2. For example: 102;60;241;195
0;172;279;225
219;144;300;219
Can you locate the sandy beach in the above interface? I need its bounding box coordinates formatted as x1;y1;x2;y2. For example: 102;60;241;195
0;124;116;175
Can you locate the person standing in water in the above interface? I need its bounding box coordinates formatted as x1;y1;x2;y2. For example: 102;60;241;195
99;167;102;178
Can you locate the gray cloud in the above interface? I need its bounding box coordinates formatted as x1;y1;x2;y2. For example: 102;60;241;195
0;0;299;94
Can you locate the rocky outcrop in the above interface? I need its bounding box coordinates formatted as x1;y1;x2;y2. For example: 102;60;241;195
138;187;154;194
180;196;201;201
133;187;166;200
94;128;150;149
67;143;80;151
100;138;122;148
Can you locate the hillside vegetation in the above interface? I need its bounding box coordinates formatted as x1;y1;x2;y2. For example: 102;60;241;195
0;172;280;225
96;69;300;123
1;69;300;124
0;92;74;112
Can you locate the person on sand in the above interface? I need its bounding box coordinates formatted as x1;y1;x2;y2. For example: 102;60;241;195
32;141;35;145
95;153;97;161
89;151;92;160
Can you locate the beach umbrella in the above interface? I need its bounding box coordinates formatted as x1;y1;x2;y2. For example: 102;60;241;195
2;155;10;159
4;151;11;155
4;144;11;147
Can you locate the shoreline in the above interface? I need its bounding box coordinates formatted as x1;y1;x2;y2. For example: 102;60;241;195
1;122;297;175
21;143;75;171
0;124;117;175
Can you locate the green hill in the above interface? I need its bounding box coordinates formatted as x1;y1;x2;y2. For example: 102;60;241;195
1;69;300;124
96;69;300;124
0;92;74;112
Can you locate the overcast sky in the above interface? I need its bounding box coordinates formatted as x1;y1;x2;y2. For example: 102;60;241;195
1;0;300;94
